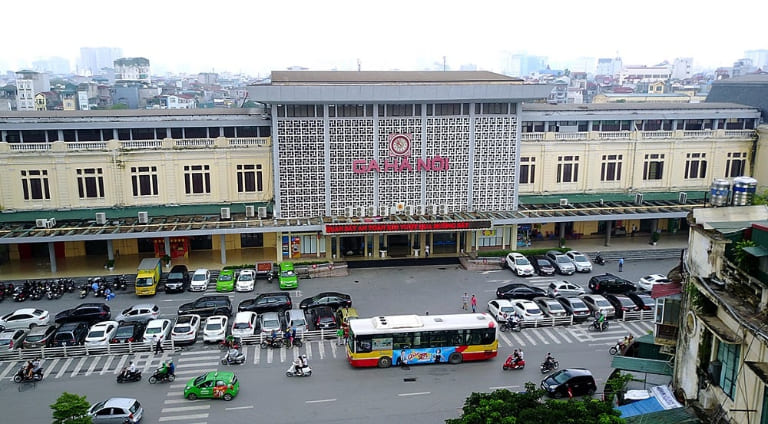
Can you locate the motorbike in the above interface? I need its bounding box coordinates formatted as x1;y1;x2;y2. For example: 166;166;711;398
13;287;28;302
540;359;559;374
290;338;304;348
218;338;241;351
594;253;606;266
590;319;610;332
79;285;88;299
116;368;142;383
499;320;522;333
502;354;526;370
148;369;176;384
13;366;44;383
286;360;312;377
609;336;634;355
221;348;246;365
260;337;283;349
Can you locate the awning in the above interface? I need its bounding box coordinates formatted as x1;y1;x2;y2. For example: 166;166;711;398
611;356;674;376
743;246;768;258
652;282;683;299
619;397;664;417
624;407;701;424
698;314;743;344
745;361;768;385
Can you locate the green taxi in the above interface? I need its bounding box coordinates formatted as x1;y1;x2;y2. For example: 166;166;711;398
215;269;235;292
184;371;239;401
278;262;298;290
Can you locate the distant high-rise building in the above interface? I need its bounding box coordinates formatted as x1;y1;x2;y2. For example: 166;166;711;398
78;47;123;76
500;53;547;77
114;57;151;84
14;70;51;111
596;57;622;79
198;72;218;85
744;49;768;70
732;58;757;77
569;57;596;74
31;57;70;75
672;58;693;80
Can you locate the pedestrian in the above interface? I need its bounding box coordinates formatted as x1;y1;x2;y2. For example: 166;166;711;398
618;257;624;272
462;292;469;311
424;245;430;257
336;327;344;345
631;224;637;237
153;335;163;354
470;294;477;313
104;287;115;301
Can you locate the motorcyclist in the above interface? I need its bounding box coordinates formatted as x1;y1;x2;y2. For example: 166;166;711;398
284;328;291;346
127;361;138;378
296;354;308;375
507;313;521;330
24;360;34;379
595;251;604;264
156;361;169;379
226;348;241;363
270;329;278;344
512;349;521;365
596;311;606;331
543;352;554;369
168;359;175;376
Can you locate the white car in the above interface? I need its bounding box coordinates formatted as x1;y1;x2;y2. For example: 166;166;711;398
84;320;119;347
143;319;172;343
511;299;544;321
171;314;201;344
0;308;50;330
505;252;535;276
189;268;211;292
487;299;517;322
565;250;593;273
231;311;258;338
637;274;671;291
235;269;256;292
203;315;228;343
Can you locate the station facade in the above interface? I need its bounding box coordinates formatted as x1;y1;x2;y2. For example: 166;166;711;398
0;71;762;272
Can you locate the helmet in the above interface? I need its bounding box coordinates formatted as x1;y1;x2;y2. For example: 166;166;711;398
301;354;307;360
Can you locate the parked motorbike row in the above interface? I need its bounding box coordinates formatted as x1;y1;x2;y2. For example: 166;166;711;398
79;275;128;299
0;279;76;303
260;336;304;349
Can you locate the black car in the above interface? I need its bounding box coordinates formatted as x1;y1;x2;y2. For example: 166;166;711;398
177;295;233;318
51;321;89;347
306;305;337;330
626;292;655;311
588;273;637;294
299;292;352;311
541;368;597;398
238;292;292;314
111;321;146;344
529;255;556;276
55;303;111;325
23;324;58;348
604;294;640;318
165;265;190;293
495;284;547;301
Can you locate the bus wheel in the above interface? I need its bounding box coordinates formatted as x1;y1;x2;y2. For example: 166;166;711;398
377;356;392;368
448;353;463;364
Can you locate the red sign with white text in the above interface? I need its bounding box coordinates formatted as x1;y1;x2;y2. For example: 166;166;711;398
324;220;492;235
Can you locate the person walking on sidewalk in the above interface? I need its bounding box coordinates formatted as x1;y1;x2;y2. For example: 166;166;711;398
618;257;624;272
470;294;477;313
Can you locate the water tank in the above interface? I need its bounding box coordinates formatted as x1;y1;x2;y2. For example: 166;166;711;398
732;176;758;206
709;179;730;207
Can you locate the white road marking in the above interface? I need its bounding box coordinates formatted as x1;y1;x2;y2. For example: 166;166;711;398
0;361;18;380
510;332;526;347
177;355;220;362
498;332;512;347
225;405;254;411
306;341;313;359
489;385;520;390
253;347;260;365
169;383;187;389
397;392;431;397
164;399;202;404
177;361;219;368
56;358;73;379
85;356;101;376
100;355;115;375
521;331;537;346
331;341;337;358
530;329;550;344
554;328;572;344
267;347;273;364
180;350;220;356
175;368;216;375
165;391;184;397
305;398;337;404
318;341;325;359
158;413;210;421
113;354;128;374
280;346;286;363
71;356;87;377
44;358;59;379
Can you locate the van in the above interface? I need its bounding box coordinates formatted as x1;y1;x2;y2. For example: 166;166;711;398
284;309;307;335
336;306;359;330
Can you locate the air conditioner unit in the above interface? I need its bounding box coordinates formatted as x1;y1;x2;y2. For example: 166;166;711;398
679;192;688;204
430;204;439;215
257;207;268;218
379;206;390;216
415;205;425;215
138;212;148;224
635;193;644;205
36;219;48;228
95;212;107;225
405;205;415;215
344;206;355;218
357;206;366;217
559;198;569;206
368;206;377;216
47;218;56;228
245;205;255;217
220;207;231;220
442;204;450;215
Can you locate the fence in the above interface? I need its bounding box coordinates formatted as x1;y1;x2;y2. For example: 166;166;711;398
519;316;574;328
619;310;655;322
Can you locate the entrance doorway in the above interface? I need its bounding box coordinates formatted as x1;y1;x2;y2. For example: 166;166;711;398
432;232;457;254
84;240;108;255
340;236;364;257
387;234;411;257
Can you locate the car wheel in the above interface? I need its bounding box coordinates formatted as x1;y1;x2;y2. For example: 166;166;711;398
223;393;233;401
187;393;197;400
587;387;596;396
553;391;563;399
377;356;392;368
448;352;463;364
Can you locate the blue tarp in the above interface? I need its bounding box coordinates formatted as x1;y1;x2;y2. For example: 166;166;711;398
618;397;665;417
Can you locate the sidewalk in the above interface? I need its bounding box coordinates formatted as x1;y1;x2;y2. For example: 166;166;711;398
0;232;689;281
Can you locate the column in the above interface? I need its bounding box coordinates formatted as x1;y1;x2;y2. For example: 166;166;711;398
501;225;508;250
364;235;369;258
335;236;341;259
418;233;427;258
48;242;57;273
559;223;566;246
107;240;114;261
473;230;479;253
220;235;227;265
325;236;332;261
428;233;433;257
510;225;518;250
164;236;171;257
456;232;462;254
605;220;612;247
276;232;282;262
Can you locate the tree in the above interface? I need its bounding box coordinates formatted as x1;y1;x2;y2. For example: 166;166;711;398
50;392;92;424
446;383;625;424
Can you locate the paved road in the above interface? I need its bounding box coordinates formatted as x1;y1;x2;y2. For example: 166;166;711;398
0;259;676;423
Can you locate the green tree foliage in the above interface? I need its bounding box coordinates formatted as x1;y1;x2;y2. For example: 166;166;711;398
50;392;92;424
753;189;768;206
446;383;625;424
733;239;758;273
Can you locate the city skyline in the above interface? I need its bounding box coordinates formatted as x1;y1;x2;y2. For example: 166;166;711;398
1;0;766;77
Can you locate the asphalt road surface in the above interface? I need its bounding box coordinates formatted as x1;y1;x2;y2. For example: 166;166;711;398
0;258;676;424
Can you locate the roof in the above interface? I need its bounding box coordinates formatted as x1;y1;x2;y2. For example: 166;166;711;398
746;361;768;385
698;314;742;344
610;356;674;375
521;102;756;112
651;282;683;299
618;396;665;417
693;206;768;231
743;245;768;257
623;407;700;424
269;71;523;84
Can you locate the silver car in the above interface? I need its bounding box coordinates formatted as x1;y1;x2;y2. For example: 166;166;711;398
115;304;159;324
547;280;585;298
565;250;593;273
545;251;576;275
88;397;143;424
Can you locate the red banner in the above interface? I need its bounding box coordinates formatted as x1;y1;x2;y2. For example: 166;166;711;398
324;220;492;235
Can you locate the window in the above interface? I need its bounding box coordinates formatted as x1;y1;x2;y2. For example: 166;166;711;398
76;168;105;198
556;156;579;183
236;164;263;192
240;233;263;248
131;166;158;196
21;170;51;200
717;342;740;399
643;154;665;180
725;152;746;178
519;157;535;184
600;154;623;181
184;165;211;194
684;153;707;179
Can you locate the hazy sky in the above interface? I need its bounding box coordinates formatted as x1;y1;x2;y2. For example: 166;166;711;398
2;0;766;76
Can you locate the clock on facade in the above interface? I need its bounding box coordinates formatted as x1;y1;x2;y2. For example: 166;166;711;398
389;133;411;156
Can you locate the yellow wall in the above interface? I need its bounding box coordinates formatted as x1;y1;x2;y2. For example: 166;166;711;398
65;241;86;256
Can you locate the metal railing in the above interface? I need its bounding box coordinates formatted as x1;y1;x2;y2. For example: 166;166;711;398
519;316;574;328
620;310;655;321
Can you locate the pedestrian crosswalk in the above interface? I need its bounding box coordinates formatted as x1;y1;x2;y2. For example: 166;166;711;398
496;320;654;348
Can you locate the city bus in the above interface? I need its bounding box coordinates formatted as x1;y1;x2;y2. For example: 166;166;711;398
346;313;498;368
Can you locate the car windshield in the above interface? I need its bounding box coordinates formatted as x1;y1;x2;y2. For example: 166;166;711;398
174;325;190;332
116;326;134;336
88;330;105;338
192;275;206;281
595;299;611;307
239;274;253;281
129;401;140;413
556;256;570;264
293;319;306;326
263;320;280;328
524;306;541;314
573;255;588;262
547;303;565;311
538;260;551;266
515;258;529;265
168;273;183;279
641;297;654;306
135;277;154;287
193;375;207;386
500;307;515;313
553;372;573;384
619;298;635;306
233;322;251;329
206;323;222;331
219;274;233;281
281;271;296;277
25;334;44;342
0;338;11;345
571;299;587;309
146;326;162;334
